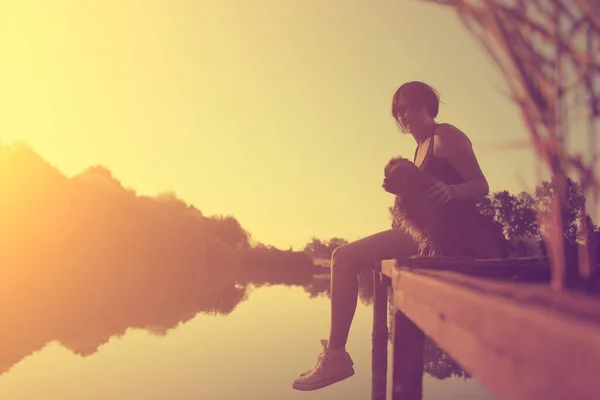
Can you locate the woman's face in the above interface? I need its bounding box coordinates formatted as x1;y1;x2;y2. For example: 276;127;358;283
392;94;431;134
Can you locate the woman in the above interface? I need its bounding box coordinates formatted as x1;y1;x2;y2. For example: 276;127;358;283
292;81;490;391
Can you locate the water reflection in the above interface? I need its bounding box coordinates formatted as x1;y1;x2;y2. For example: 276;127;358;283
0;142;470;387
0;253;467;384
423;337;470;380
0;260;246;376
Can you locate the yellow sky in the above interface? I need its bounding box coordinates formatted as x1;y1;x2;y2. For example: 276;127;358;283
0;0;594;249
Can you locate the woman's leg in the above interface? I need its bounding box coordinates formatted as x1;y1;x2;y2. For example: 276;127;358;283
328;228;418;349
293;228;417;391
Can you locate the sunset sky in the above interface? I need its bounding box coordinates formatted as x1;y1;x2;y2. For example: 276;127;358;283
0;0;594;250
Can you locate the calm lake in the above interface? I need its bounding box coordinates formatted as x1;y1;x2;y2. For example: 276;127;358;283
0;273;496;400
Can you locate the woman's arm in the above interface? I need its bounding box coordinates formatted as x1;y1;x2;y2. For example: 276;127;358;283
434;123;489;202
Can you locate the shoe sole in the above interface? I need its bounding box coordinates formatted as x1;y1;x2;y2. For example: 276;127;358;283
292;368;355;391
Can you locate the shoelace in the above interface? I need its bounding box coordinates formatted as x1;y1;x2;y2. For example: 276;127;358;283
319;340;331;364
305;342;332;377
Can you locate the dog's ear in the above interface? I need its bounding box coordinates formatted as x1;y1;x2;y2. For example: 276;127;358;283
385;157;405;177
384;158;398;177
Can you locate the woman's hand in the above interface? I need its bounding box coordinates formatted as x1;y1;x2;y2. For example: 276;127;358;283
428;181;454;204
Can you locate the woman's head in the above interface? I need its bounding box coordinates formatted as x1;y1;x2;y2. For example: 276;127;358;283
391;81;440;135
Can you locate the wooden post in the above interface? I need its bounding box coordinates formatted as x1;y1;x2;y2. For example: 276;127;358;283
372;266;390;400
391;309;424;400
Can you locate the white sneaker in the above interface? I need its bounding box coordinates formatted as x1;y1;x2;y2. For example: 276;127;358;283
292;339;355;391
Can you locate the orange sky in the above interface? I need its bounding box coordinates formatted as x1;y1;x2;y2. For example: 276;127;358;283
0;0;595;249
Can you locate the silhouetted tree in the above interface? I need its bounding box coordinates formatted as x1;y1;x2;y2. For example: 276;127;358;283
477;190;540;241
303;237;349;259
204;214;251;250
303;237;329;259
326;237;349;255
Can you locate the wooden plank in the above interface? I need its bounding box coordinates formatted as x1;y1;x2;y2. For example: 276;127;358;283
371;271;390;400
394;256;550;281
388;264;600;400
391;309;424;400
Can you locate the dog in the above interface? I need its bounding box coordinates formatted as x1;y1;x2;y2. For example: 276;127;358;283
382;156;539;259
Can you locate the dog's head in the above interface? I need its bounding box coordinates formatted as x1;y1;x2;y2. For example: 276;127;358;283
383;157;433;196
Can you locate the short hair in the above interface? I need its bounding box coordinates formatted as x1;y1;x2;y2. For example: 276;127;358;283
391;81;440;119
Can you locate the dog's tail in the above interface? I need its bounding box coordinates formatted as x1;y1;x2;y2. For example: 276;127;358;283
508;235;543;258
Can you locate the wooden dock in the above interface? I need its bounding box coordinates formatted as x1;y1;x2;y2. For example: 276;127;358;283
370;256;600;400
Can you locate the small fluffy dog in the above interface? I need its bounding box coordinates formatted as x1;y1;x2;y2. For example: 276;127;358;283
382;156;539;258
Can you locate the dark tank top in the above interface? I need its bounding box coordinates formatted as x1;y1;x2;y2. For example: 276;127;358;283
413;126;488;257
414;126;465;185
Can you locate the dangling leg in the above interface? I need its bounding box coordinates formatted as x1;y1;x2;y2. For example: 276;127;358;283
293;228;417;391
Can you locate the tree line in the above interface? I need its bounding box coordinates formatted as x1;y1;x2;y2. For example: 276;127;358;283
5;141;595;381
